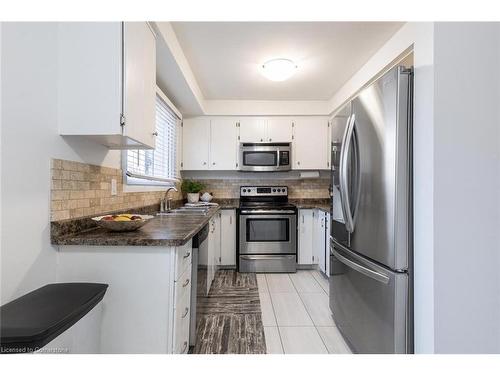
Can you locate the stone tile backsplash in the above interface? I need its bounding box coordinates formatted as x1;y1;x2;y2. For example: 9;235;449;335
193;178;330;200
50;159;181;221
51;159;330;221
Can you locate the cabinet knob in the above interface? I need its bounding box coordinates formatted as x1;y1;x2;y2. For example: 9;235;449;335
212;162;216;165
269;138;272;142
297;161;301;165
203;162;207;165
152;131;158;136
260;138;263;142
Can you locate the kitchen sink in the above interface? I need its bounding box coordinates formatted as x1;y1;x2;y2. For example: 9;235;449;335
157;208;210;216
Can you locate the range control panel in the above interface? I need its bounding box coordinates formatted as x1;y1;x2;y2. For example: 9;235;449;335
240;186;288;197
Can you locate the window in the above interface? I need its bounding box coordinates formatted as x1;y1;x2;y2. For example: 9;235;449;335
125;91;181;185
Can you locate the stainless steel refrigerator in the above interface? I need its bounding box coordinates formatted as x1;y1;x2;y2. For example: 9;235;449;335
329;65;413;354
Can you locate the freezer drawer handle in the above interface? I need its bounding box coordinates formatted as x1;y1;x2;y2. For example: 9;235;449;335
332;248;390;284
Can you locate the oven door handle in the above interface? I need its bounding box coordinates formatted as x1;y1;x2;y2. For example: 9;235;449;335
239;210;296;215
241;255;296;261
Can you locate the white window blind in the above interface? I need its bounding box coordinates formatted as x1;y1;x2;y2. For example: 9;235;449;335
126;94;180;184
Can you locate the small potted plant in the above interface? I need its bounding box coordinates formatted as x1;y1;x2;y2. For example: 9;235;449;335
181;179;205;203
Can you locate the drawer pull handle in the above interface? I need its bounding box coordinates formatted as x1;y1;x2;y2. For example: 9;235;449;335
182;279;190;287
183;252;191;259
182;307;189;318
181;341;188;354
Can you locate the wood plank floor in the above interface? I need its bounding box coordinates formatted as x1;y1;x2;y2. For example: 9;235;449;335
192;270;266;354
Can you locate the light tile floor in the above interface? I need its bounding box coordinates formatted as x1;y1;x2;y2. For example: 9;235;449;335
258;270;352;354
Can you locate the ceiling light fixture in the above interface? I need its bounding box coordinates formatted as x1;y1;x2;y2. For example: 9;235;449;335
260;58;298;82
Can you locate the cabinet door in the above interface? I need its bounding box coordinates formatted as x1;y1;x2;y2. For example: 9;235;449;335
324;212;331;277
298;209;314;265
58;23;122;138
210;118;239;170
267;118;293;143
123;22;157;149
215;213;222;266
315;211;327;274
207;217;217;293
239;117;266;143
182;118;210;170
220;210;236;266
293;117;330;169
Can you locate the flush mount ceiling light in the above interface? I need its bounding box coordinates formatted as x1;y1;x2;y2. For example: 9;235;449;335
260;58;298;82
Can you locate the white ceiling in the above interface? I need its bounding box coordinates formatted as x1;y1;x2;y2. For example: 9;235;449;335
171;22;404;101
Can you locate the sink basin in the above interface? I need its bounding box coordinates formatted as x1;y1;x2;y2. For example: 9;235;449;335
157;208;209;216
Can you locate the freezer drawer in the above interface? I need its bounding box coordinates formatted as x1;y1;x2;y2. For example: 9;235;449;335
329;241;410;353
239;254;296;273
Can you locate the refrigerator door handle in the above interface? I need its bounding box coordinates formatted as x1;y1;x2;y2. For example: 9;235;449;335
332;247;390;284
340;113;356;232
339;114;352;230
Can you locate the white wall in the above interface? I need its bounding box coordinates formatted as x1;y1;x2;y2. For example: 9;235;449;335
0;23;121;304
432;22;500;353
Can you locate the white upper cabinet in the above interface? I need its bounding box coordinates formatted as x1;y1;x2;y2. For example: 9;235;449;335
239;117;293;143
123;22;157;149
210;118;239;170
182;118;210;170
293;117;330;170
58;22;157;149
182;117;239;170
266;117;293;143
239;118;267;143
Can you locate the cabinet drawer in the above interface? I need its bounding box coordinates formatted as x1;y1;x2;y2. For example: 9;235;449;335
173;277;191;354
174;267;192;307
175;241;192;281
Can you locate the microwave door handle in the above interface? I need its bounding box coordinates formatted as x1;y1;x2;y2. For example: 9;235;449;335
277;147;280;167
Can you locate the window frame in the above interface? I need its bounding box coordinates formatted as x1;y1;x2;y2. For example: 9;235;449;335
122;86;182;187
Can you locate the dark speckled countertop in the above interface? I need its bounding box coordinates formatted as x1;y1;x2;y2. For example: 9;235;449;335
51;198;329;247
53;207;220;247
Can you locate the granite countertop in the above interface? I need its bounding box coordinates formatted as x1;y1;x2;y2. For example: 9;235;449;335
51;198;329;248
52;205;221;247
289;199;330;212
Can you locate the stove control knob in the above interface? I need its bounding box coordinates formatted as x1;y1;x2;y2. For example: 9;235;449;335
273;189;276;192
282;188;286;192
243;189;247;193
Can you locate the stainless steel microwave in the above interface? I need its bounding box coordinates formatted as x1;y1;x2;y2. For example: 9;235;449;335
239;143;291;172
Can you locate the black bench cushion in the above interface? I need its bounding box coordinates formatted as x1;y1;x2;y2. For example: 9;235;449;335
1;283;108;353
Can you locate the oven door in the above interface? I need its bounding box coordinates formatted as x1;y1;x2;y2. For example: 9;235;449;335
239;211;297;255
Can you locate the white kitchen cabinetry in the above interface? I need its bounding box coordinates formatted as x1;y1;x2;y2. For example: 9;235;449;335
239;117;267;143
182;118;239;170
56;240;193;353
266;117;293;142
239;117;293;143
210;118;239;170
324;212;331;277
292;117;330;169
313;209;327;273
182;118;210;170
219;210;237;267
58;22;157;149
207;213;221;291
298;209;314;265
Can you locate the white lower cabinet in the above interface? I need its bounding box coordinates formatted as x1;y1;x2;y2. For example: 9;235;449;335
298;209;314;265
313;209;327;273
219;210;237;267
298;208;330;272
207;213;221;291
172;241;193;354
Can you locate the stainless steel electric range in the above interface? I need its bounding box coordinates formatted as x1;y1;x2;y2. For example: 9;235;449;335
237;186;297;273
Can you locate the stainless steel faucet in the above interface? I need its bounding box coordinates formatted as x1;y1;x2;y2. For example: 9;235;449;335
160;186;178;212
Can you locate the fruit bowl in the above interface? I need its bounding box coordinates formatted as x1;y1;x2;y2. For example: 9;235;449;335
91;214;154;232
